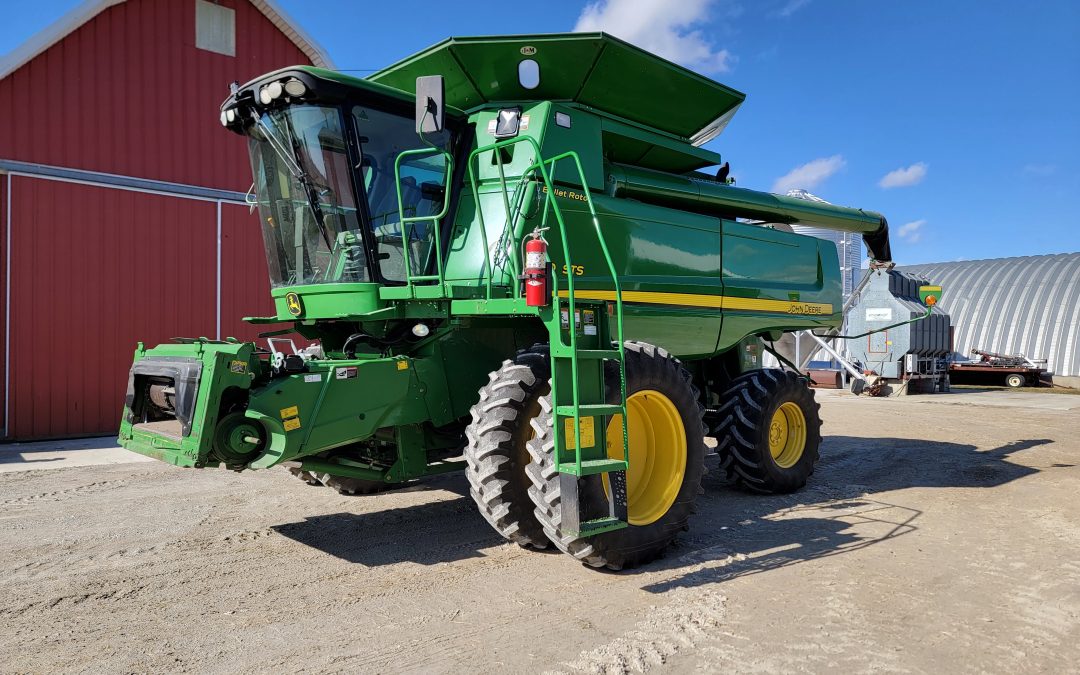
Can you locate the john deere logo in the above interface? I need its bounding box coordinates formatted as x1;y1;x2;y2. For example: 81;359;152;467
285;292;303;317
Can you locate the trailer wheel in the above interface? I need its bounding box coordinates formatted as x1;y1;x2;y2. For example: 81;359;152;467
464;345;551;549
525;342;707;570
714;369;821;494
1006;374;1024;388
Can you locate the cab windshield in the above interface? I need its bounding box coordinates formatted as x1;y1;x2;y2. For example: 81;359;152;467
247;103;450;288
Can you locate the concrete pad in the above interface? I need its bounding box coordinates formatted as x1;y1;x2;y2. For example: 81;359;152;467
0;436;154;473
815;386;1080;411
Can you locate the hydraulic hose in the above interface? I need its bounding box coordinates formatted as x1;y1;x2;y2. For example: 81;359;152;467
810;305;932;340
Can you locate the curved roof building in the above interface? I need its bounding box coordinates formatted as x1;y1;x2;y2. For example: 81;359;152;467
902;253;1080;378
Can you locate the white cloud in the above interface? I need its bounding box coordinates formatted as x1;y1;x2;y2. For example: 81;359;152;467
771;155;845;194
879;162;928;189
772;0;811;17
574;0;736;74
897;219;926;243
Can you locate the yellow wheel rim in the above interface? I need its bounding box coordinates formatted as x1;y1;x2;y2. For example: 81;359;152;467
605;390;687;526
769;402;806;469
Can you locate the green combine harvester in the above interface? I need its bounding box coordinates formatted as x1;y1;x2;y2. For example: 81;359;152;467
119;34;899;569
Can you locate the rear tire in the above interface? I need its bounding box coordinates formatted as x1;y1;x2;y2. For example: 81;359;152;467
1006;373;1024;388
464;345;551;549
526;342;707;570
714;369;821;494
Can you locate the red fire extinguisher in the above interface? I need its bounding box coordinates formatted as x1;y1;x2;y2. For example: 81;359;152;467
524;227;549;307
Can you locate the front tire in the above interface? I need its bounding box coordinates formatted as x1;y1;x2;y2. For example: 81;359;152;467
464;345;551;549
526;342;707;570
714;369;822;494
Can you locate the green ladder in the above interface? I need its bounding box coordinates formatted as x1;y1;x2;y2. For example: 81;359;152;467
462;136;630;537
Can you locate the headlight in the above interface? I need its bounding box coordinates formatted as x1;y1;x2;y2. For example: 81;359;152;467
267;81;284;100
259;86;272;105
284;79;306;97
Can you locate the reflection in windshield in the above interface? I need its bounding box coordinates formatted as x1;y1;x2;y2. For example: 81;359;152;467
248;105;367;288
247;102;452;288
351;106;449;281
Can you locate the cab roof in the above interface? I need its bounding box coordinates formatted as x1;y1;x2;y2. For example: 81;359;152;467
369;33;745;145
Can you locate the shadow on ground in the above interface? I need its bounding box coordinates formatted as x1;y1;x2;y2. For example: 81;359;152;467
642;435;1055;592
271;473;512;566
272;435;1055;575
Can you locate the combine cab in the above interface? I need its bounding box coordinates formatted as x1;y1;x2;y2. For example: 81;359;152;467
120;34;898;569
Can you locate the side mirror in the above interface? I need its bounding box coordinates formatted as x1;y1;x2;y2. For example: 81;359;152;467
415;75;444;134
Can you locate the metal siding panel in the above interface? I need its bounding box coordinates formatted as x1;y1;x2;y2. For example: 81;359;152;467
1009;257;1049;356
219;202;283;340
991;262;1025;353
0;174;6;431
0;0;312;192
7;178;217;439
0;0;322;438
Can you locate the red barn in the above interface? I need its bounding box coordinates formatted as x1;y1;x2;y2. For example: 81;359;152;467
0;0;332;439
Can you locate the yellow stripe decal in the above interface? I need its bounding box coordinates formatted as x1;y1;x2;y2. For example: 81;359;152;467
556;290;833;315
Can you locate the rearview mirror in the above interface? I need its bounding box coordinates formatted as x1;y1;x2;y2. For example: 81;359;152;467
415;76;444;134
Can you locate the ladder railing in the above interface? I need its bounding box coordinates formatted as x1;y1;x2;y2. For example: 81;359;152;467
463;137;628;507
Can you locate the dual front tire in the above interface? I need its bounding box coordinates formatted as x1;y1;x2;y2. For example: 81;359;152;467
466;342;707;570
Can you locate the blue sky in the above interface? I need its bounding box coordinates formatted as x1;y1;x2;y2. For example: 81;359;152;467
3;0;1078;264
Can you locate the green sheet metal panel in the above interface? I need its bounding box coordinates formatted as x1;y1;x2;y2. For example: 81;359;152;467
370;33;745;141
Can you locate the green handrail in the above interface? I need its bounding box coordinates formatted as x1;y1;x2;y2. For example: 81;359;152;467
392;147;455;293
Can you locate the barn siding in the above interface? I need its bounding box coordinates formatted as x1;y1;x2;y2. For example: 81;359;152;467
220;201;282;341
0;0;310;192
0;0;318;438
0;174;7;431
7;178;218;438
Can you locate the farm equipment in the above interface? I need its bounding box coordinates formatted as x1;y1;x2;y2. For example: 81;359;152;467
842;269;951;394
119;34;905;569
950;349;1046;388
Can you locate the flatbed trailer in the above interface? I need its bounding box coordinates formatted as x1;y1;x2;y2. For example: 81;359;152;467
949;363;1045;388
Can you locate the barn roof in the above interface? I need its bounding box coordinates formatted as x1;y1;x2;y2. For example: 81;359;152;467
0;0;335;81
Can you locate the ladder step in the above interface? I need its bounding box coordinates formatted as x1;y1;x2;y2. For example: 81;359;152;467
555;404;624;417
556;458;628;476
574;516;628;537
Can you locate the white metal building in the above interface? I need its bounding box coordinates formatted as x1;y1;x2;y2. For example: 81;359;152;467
902;253;1080;385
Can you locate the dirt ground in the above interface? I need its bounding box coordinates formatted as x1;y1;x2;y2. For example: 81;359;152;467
1;389;1078;674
